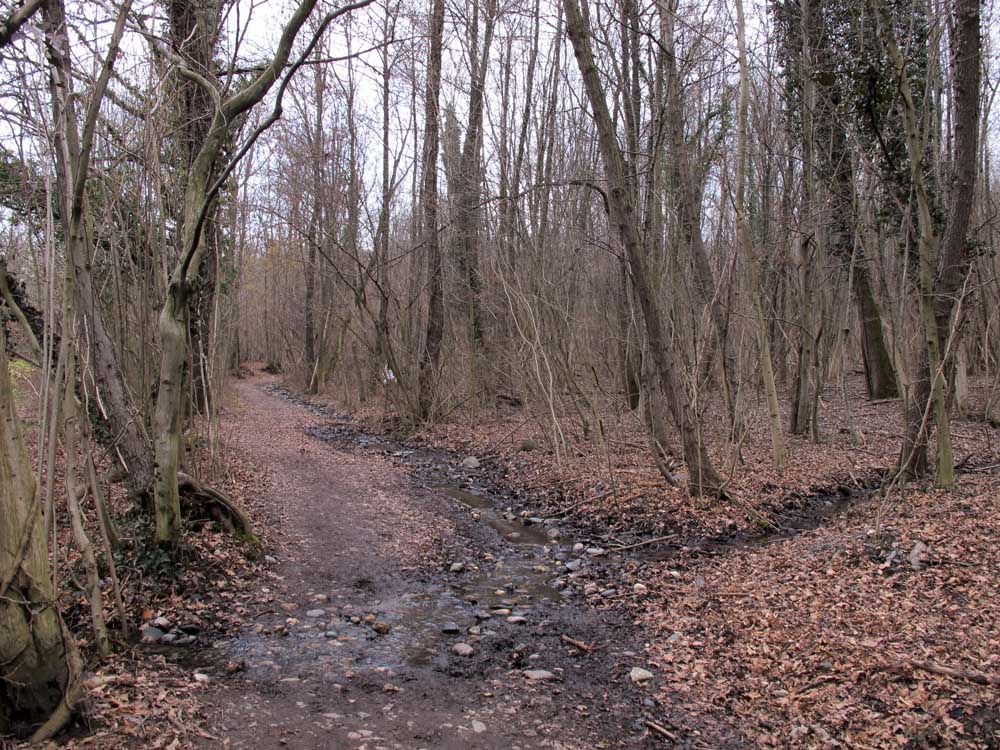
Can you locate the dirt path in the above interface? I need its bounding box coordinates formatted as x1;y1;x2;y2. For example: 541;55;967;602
191;374;715;749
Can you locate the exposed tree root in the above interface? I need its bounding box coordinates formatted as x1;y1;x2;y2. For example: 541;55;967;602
890;658;1000;687
30;692;75;744
178;472;254;537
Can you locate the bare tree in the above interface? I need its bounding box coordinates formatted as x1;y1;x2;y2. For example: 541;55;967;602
417;0;446;420
876;0;982;487
152;0;372;545
563;0;724;497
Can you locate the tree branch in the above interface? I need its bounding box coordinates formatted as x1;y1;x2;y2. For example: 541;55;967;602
0;0;43;48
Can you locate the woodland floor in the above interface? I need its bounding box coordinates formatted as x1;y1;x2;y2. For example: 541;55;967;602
17;365;1000;750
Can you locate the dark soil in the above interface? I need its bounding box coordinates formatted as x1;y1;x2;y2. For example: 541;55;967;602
193;376;745;749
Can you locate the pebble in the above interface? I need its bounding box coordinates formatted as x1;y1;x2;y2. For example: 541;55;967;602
373;621;391;635
629;667;654;684
306;609;325;618
573;543;584;552
461;456;481;469
564;560;583;572
473;610;492;621
151;616;172;630
472;720;487;734
600;588;617;597
441;622;461;634
584;584;599;595
633;583;649;594
452;643;475;657
450;562;466;573
141;625;164;643
265;555;278;564
193;673;210;683
523;669;556;681
507;616;527;624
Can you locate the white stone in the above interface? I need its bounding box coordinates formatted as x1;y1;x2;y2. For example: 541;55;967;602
523;669;556;681
629;667;654;684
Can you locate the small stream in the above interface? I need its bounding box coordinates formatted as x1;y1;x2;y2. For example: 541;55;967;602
221;384;883;680
212;386;586;677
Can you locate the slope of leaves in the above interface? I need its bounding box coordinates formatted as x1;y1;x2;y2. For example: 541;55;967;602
637;477;1000;748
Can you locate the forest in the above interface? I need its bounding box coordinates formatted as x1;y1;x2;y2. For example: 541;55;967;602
0;0;998;747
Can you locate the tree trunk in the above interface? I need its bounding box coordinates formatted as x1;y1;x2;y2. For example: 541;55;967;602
303;46;326;391
854;265;898;399
453;0;497;367
153;0;337;544
825;108;898;400
790;0;819;437
877;0;981;487
620;264;641;410
662;1;742;439
0;325;73;739
417;0;446;421
735;0;786;469
169;0;224;415
43;0;154;503
564;0;724;497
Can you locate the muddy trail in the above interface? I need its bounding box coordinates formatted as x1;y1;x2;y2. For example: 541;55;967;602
184;376;745;750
